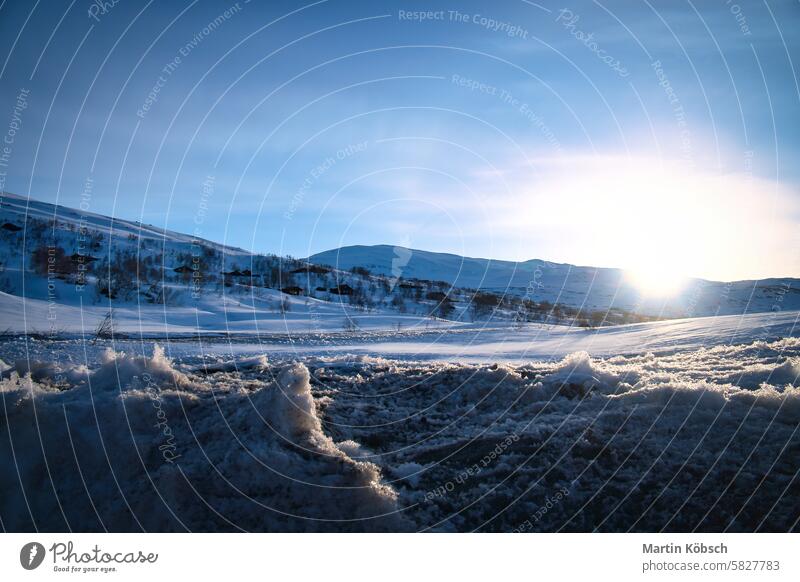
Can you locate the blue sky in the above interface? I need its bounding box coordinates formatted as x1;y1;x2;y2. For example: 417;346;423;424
1;0;799;280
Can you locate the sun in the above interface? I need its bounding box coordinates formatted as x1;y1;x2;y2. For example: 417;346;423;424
626;266;687;297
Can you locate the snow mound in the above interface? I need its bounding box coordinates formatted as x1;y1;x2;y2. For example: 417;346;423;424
3;358;90;386
0;354;403;532
2;344;191;392
92;345;195;391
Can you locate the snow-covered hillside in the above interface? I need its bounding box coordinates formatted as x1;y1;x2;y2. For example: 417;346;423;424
0;192;659;335
3;191;797;337
0;193;477;334
309;245;800;318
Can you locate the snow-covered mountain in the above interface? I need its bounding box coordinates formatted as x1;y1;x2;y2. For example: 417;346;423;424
309;244;800;318
3;191;796;337
0;192;456;335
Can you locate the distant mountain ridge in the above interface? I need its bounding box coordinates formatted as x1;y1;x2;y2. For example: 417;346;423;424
308;244;800;318
2;191;797;326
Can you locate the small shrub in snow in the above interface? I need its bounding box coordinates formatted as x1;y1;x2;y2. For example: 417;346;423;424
94;311;116;339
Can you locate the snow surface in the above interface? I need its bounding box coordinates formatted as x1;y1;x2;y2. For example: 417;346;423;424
0;288;454;336
157;309;800;364
2;310;798;532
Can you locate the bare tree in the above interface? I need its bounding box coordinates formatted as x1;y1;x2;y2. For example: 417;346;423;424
94;311;115;340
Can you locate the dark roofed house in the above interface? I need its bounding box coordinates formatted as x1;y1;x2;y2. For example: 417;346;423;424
329;284;354;296
173;265;194;273
1;222;22;232
71;253;99;262
281;286;303;296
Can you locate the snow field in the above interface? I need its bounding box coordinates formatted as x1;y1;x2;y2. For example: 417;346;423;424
1;333;798;531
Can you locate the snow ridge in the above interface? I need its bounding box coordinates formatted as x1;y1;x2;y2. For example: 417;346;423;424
0;346;403;531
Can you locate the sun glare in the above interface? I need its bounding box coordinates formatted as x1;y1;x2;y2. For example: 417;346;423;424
626;267;687;297
522;156;794;285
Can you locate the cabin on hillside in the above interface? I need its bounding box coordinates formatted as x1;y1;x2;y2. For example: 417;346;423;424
329;284;354;296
